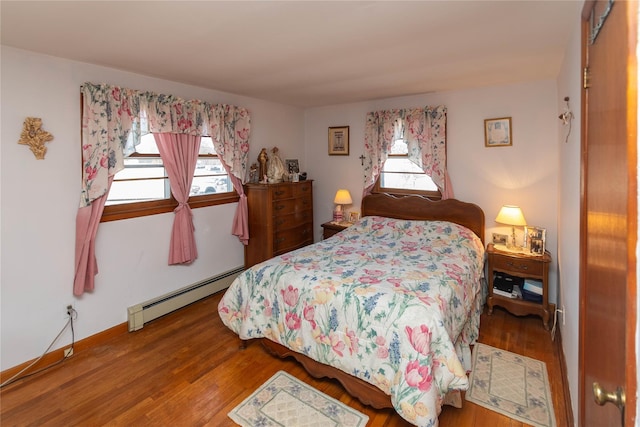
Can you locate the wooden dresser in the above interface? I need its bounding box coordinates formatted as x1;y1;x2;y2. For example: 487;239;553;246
244;181;314;268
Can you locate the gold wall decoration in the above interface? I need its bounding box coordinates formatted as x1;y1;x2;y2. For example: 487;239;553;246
18;117;54;159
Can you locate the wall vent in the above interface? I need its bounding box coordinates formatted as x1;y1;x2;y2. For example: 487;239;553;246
127;266;243;331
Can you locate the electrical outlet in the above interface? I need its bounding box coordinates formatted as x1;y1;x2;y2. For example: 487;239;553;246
65;304;74;319
64;347;73;357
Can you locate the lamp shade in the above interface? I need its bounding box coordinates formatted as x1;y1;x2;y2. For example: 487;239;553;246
334;189;353;205
495;205;527;226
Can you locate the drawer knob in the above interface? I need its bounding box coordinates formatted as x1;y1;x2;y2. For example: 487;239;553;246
277;237;286;243
507;261;528;270
275;205;285;211
275;191;285;196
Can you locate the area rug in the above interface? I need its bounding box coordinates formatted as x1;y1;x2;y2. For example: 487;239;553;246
228;370;369;427
466;343;556;427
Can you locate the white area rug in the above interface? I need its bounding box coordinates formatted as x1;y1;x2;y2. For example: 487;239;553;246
466;343;556;427
228;371;369;427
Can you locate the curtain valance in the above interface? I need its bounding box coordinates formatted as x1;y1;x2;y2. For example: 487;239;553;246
80;82;251;207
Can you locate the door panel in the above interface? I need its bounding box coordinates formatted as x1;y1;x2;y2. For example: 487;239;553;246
581;1;637;426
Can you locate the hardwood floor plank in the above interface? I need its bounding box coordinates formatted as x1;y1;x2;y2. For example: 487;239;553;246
0;292;571;426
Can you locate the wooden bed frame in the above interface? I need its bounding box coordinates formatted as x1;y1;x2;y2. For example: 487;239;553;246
257;193;485;409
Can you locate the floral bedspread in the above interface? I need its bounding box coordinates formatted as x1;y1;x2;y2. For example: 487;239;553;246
218;216;485;426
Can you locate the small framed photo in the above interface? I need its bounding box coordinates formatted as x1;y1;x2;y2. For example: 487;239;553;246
285;159;299;174
484;117;512;147
328;126;349;155
348;211;360;223
525;226;546;256
492;233;508;245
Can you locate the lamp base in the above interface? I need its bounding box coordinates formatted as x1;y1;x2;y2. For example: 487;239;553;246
333;210;343;222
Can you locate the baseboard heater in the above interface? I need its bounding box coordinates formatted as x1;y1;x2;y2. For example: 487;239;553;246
127;266;244;332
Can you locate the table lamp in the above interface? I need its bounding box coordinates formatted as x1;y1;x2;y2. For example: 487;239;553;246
333;189;352;222
495;205;527;249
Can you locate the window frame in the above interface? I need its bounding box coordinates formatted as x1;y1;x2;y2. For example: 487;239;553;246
100;137;239;223
372;153;442;200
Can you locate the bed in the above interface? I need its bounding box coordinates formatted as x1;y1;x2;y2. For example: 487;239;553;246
218;193;485;426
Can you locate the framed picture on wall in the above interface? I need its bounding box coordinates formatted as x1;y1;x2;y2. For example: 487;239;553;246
484;117;512;147
328;126;349;155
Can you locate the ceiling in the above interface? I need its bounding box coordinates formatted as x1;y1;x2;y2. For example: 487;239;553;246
0;1;581;108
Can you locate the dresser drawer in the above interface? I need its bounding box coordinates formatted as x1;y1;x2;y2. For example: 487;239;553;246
274;210;313;231
274;224;313;253
273;196;312;215
293;181;312;197
272;185;294;200
492;253;543;276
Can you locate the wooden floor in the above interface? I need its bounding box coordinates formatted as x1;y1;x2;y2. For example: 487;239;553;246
0;291;571;426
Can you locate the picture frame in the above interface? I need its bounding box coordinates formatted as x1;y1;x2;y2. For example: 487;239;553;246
348;211;360;223
328;126;349;155
492;232;508;245
285;159;299;174
525;226;546;256
484;117;512;147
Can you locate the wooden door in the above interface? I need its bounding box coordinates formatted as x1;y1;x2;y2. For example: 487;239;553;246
580;1;637;426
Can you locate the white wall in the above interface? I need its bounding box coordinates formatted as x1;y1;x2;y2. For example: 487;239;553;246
0;47;305;371
556;11;582;426
304;80;560;303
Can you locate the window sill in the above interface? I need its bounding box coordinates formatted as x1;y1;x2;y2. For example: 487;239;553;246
372;188;442;200
101;192;240;222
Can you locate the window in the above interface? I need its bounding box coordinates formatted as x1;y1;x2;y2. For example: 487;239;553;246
374;139;441;198
102;134;238;222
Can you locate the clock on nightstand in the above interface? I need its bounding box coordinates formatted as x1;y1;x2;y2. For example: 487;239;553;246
486;243;555;330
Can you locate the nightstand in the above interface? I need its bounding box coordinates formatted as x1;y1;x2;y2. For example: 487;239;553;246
321;221;350;239
486;243;555;330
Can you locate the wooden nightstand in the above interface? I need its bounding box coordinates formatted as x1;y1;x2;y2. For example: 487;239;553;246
486;243;555;330
321;221;350;239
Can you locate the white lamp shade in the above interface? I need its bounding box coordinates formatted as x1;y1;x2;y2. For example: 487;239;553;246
495;205;527;226
334;189;353;205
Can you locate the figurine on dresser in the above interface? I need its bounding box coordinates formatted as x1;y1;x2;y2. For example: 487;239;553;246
267;147;287;183
249;163;259;183
258;148;268;183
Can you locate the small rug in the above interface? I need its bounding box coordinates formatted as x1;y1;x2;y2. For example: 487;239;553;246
228;370;369;427
466;343;556;427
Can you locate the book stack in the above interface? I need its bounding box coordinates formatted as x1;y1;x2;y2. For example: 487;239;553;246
493;272;524;299
522;279;543;303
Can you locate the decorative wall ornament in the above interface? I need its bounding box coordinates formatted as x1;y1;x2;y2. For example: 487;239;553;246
558;96;574;143
18;117;54;159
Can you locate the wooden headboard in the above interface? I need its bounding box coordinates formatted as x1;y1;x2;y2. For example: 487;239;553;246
361;193;485;243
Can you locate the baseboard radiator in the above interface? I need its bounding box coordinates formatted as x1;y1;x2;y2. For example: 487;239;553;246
127;266;244;331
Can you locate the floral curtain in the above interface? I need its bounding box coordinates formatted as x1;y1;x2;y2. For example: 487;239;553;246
363;110;402;195
74;177;113;296
362;105;453;198
75;82;251;295
209;105;251;244
154;133;201;265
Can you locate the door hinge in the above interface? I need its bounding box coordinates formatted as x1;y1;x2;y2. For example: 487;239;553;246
583;67;591;89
